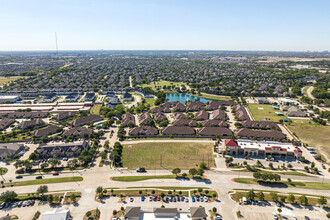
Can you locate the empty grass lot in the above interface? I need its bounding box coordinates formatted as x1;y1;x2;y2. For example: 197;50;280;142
193;93;232;101
287;123;330;161
122;142;215;169
247;104;285;122
0;76;24;85
90;104;102;115
139;81;187;90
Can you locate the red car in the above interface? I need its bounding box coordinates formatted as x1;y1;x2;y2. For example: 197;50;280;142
52;172;59;176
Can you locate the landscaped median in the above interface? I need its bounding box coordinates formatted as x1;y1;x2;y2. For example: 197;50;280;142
233;178;330;190
112;174;206;182
229;189;328;206
3;176;83;187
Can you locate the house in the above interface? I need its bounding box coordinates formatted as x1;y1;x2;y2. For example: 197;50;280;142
62;127;93;137
0;143;24;160
286;106;307;117
202;119;227;127
205;100;235;110
70;115;103;126
186;101;205;112
129;126;158;136
84;92;96;101
173;112;186;120
65;93;80;102
123;92;133;101
241;121;279;130
154;112;166;122
41;94;57;103
172;119;197;127
31;125;60;137
190;207;207;220
0;118;15;131
138;113;153;125
19;119;45;130
122;113;136;126
135;90;153;98
223;139;301;158
234;105;250;121
52;111;76;121
256;97;270;104
198;127;232;137
212;109;226;120
173;102;186;112
150;106;171;114
0;111;48;119
162;126;195;136
236;128;286;140
41;208;70;220
106;96;121;108
35;140;90;158
195;110;209;121
124;207;141;220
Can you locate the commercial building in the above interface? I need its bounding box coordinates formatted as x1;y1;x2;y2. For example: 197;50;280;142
0;143;24;160
84;92;96;101
0;95;20;103
41;94;57;103
35;140;90;158
223;139;302;158
41;208;70;220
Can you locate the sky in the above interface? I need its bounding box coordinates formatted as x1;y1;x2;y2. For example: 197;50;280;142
0;0;330;51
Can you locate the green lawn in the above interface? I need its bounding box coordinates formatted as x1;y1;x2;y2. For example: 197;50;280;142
139;81;187;90
145;98;156;106
90;104;102;115
288;124;330;161
6;177;83;187
233;178;330;190
0;167;8;175
247;103;285;122
193;93;232;101
122;142;215;169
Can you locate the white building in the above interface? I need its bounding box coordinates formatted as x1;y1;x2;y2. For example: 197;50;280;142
0;95;20;103
41;208;70;220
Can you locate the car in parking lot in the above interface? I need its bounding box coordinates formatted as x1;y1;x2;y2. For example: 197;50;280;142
130;197;133;202
141;196;145;201
192;196;195;202
52;172;59;176
149;196;152;202
0;202;5;209
18;201;23;207
215;214;222;220
185;198;189;202
273;213;278;220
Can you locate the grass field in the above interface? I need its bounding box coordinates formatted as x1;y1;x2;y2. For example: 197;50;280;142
0;167;8;175
90;104;102;115
112;175;176;182
139;81;187;90
233;178;330;190
247;104;285;122
145;98;156;106
122;142;215;169
194;93;232;101
287;124;330;161
8;176;83;187
0;76;24;85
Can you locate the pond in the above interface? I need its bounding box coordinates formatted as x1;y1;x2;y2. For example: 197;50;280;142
165;93;211;104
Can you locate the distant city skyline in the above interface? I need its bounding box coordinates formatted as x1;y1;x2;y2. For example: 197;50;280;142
1;0;330;51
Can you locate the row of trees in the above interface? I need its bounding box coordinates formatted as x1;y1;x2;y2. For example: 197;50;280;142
253;172;281;182
110;142;123;167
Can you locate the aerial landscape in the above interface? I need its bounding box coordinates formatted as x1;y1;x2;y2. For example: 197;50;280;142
0;0;329;220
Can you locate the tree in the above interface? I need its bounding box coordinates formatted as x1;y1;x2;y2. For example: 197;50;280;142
318;196;327;206
70;194;77;203
326;213;330;218
247;189;255;201
182;173;188;178
311;162;315;168
40;162;49;170
299;195;308;205
189;168;198;177
287;194;295;203
212;207;217;213
172;168;181;176
287;164;293;169
29;152;38;160
257;191;264;201
269;163;274;169
197;168;204;176
96;186;103;198
200;162;207;169
277;208;282;215
47;194;54;204
37;185;48;198
160;193;165;199
0;190;17;202
270;192;278;202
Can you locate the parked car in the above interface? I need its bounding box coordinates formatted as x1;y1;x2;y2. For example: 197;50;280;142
0;202;5;209
273;213;278;220
136;167;146;172
215;214;222;220
185;198;189;203
130;197;133;202
35;176;42;179
192;197;195;202
18;201;23;207
141;196;145;201
149;196;152;202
